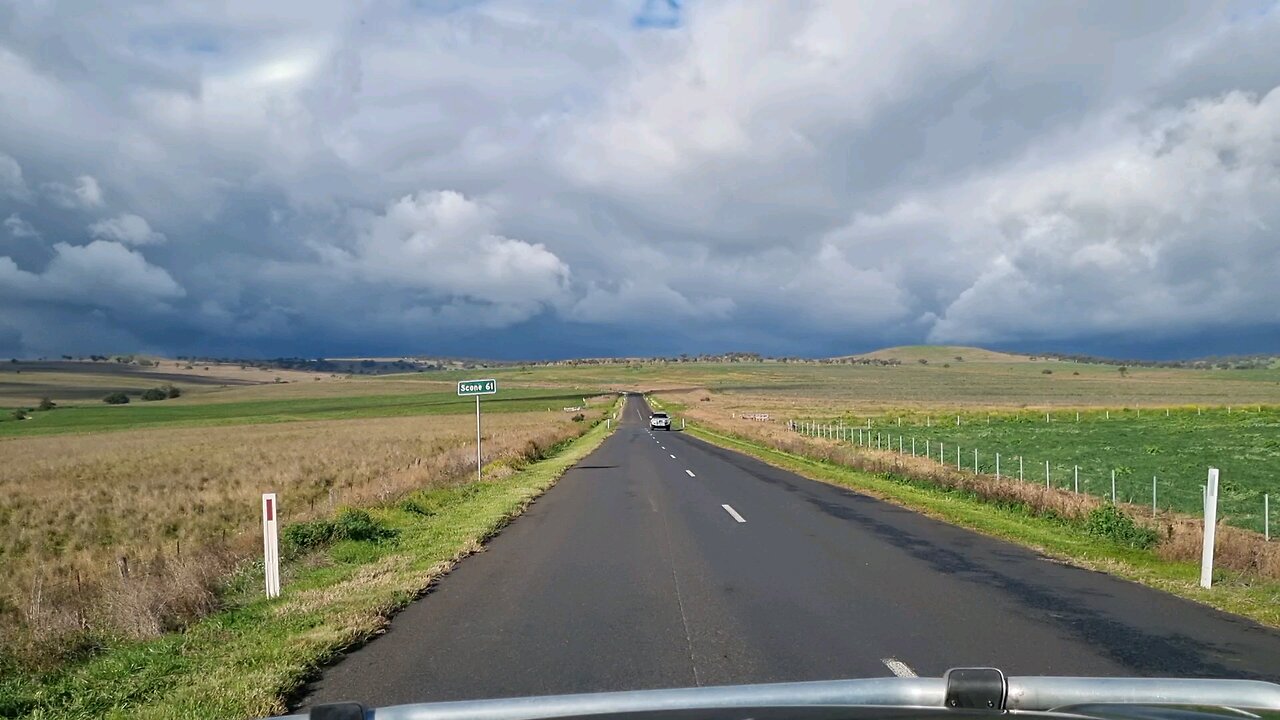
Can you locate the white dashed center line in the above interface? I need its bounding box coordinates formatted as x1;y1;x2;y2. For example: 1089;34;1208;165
881;659;917;678
684;469;696;478
721;504;746;523
670;454;676;459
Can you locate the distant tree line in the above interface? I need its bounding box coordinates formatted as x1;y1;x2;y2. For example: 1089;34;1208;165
1041;352;1277;370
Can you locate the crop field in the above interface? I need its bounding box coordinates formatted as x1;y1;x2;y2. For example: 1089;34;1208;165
0;387;603;437
0;361;328;406
0;406;602;661
399;353;1280;409
789;407;1279;534
0;360;609;665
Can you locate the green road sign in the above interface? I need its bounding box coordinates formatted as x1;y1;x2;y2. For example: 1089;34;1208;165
457;378;498;396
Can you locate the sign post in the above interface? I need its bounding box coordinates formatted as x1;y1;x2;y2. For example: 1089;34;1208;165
1200;468;1219;589
261;493;280;598
458;379;498;482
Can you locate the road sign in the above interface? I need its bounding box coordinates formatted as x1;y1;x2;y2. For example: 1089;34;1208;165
457;379;497;396
458;379;498;480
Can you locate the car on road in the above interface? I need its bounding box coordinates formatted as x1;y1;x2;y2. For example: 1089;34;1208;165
649;411;672;430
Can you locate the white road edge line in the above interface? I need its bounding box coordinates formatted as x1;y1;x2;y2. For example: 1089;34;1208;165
881;659;917;678
721;504;746;523
684;469;696;477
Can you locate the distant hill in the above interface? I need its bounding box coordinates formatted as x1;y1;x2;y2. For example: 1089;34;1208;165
839;345;1034;364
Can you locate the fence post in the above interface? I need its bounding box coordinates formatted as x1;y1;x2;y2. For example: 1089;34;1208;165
956;445;960;470
1019;456;1024;482
1111;470;1116;503
912;437;916;456
1045;460;1050;489
1152;476;1157;516
1201;468;1219;589
996;453;1000;479
1074;465;1079;493
1265;493;1270;541
899;435;904;454
940;442;944;464
974;448;978;473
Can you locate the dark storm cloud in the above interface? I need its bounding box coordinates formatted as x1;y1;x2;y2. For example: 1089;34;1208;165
0;1;1277;359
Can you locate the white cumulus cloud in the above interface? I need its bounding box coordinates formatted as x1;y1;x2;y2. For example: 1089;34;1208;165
323;190;570;309
88;213;167;246
43;175;104;209
0;153;30;201
0;240;184;308
3;213;38;239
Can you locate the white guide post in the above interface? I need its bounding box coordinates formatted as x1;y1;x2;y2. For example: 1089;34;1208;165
262;493;281;598
1200;468;1219;589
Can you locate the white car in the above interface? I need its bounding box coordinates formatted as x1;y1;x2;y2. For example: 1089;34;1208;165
649;412;672;430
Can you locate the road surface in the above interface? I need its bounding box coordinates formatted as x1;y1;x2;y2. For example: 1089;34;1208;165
299;394;1280;708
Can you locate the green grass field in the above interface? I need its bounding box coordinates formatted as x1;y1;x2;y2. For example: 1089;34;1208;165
0;388;602;437
794;407;1279;533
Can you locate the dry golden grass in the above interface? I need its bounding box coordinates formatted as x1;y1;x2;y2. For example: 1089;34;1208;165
0;409;597;661
664;389;1280;580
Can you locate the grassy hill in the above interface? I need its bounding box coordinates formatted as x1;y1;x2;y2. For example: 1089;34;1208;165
842;345;1034;364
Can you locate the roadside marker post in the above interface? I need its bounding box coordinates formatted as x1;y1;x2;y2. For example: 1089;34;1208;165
956;446;960;470
1019;456;1024;482
912;437;916;456
1111;470;1116;503
261;493;281;599
458;379;498;482
1263;493;1269;541
996;453;1000;479
1074;465;1079;494
1045;461;1050;489
974;448;978;474
1152;477;1157;516
1201;468;1220;589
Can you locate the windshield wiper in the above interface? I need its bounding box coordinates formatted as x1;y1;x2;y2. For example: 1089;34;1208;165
281;668;1280;719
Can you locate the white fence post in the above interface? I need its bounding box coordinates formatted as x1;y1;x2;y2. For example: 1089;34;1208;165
974;448;978;473
1152;476;1157;516
1265;493;1270;542
1201;468;1219;589
1019;456;1024;482
1045;460;1050;489
1111;470;1117;503
912;437;916;456
1074;465;1079;494
956;446;960;470
262;493;281;599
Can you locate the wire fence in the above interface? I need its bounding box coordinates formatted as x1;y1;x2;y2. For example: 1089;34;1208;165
789;406;1275;539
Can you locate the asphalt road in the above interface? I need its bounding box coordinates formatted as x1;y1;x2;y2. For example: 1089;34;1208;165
299;394;1280;709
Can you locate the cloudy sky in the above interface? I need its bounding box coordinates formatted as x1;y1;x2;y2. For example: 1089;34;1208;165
2;1;1279;360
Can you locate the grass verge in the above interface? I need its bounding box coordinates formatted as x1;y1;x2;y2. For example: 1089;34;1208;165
0;406;618;719
682;423;1280;629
